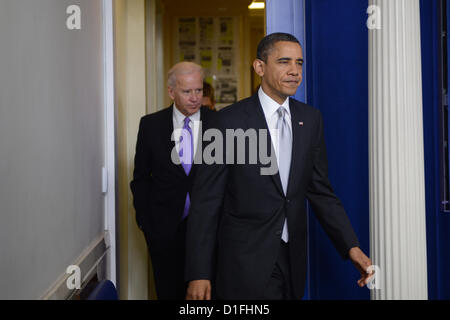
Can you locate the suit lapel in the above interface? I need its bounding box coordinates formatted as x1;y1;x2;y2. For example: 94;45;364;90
163;105;187;177
244;94;284;196
286;99;310;196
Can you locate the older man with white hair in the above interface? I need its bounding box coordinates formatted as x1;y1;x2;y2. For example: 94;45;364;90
130;61;214;299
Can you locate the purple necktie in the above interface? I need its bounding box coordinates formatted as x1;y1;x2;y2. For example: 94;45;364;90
179;117;193;220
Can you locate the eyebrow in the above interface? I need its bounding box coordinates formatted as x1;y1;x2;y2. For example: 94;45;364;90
277;57;304;63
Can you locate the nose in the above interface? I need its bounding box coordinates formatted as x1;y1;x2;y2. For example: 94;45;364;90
288;62;300;76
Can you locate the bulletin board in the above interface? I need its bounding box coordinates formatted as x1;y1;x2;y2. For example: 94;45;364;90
174;16;241;110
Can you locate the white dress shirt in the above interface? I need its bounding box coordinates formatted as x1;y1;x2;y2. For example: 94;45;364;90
172;104;201;158
258;87;292;167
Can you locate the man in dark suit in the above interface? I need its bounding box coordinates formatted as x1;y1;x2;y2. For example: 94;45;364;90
130;62;213;300
185;33;372;300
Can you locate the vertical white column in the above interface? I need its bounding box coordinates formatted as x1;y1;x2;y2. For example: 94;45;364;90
369;0;428;299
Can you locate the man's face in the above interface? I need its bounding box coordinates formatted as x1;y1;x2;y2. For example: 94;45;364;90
253;41;303;104
168;71;203;116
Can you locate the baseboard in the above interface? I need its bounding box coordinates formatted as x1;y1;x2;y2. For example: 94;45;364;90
40;232;109;300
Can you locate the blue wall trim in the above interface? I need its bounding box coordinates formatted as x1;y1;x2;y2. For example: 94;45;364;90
304;0;370;300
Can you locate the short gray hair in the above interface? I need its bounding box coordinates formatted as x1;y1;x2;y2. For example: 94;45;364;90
167;62;204;88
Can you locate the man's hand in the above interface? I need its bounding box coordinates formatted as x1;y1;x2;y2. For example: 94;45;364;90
348;247;373;287
186;280;211;300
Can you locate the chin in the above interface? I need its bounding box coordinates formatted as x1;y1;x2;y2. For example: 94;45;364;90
281;87;300;96
283;90;298;97
189;107;201;114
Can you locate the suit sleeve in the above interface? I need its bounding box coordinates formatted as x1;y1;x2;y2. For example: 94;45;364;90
305;110;360;259
130;117;153;231
185;115;227;282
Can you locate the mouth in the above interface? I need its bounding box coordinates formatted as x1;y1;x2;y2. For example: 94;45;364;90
284;80;300;86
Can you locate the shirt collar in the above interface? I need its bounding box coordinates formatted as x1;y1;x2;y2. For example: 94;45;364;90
173;103;201;124
258;87;291;120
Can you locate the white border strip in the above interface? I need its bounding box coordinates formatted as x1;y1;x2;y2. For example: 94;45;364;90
102;0;117;287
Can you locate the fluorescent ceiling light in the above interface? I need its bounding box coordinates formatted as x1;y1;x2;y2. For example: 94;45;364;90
248;1;265;10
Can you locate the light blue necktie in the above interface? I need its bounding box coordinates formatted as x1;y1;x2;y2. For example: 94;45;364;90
179;117;193;220
277;107;292;242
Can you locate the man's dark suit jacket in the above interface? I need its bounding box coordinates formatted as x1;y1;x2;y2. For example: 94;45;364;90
130;105;213;254
185;94;360;299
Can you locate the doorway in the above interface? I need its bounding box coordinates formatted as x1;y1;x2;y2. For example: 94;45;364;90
145;0;265;113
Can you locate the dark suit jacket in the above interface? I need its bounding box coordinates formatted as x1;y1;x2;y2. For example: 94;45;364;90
130;105;213;253
185;94;359;299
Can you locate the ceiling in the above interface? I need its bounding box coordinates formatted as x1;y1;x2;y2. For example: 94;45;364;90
162;0;261;16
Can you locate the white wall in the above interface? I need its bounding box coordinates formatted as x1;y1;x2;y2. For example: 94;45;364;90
0;0;106;299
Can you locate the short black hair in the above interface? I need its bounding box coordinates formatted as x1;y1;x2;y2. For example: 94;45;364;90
256;32;301;62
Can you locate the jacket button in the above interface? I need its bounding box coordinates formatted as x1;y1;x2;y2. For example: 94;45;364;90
276;230;282;236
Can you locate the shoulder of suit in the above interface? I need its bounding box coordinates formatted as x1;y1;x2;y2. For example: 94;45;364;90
140;106;172;124
289;98;321;118
217;96;254;117
200;106;215;118
218;96;321;117
208;99;250;128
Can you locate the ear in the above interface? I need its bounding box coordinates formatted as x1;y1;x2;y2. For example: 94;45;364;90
253;59;265;77
168;86;175;100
